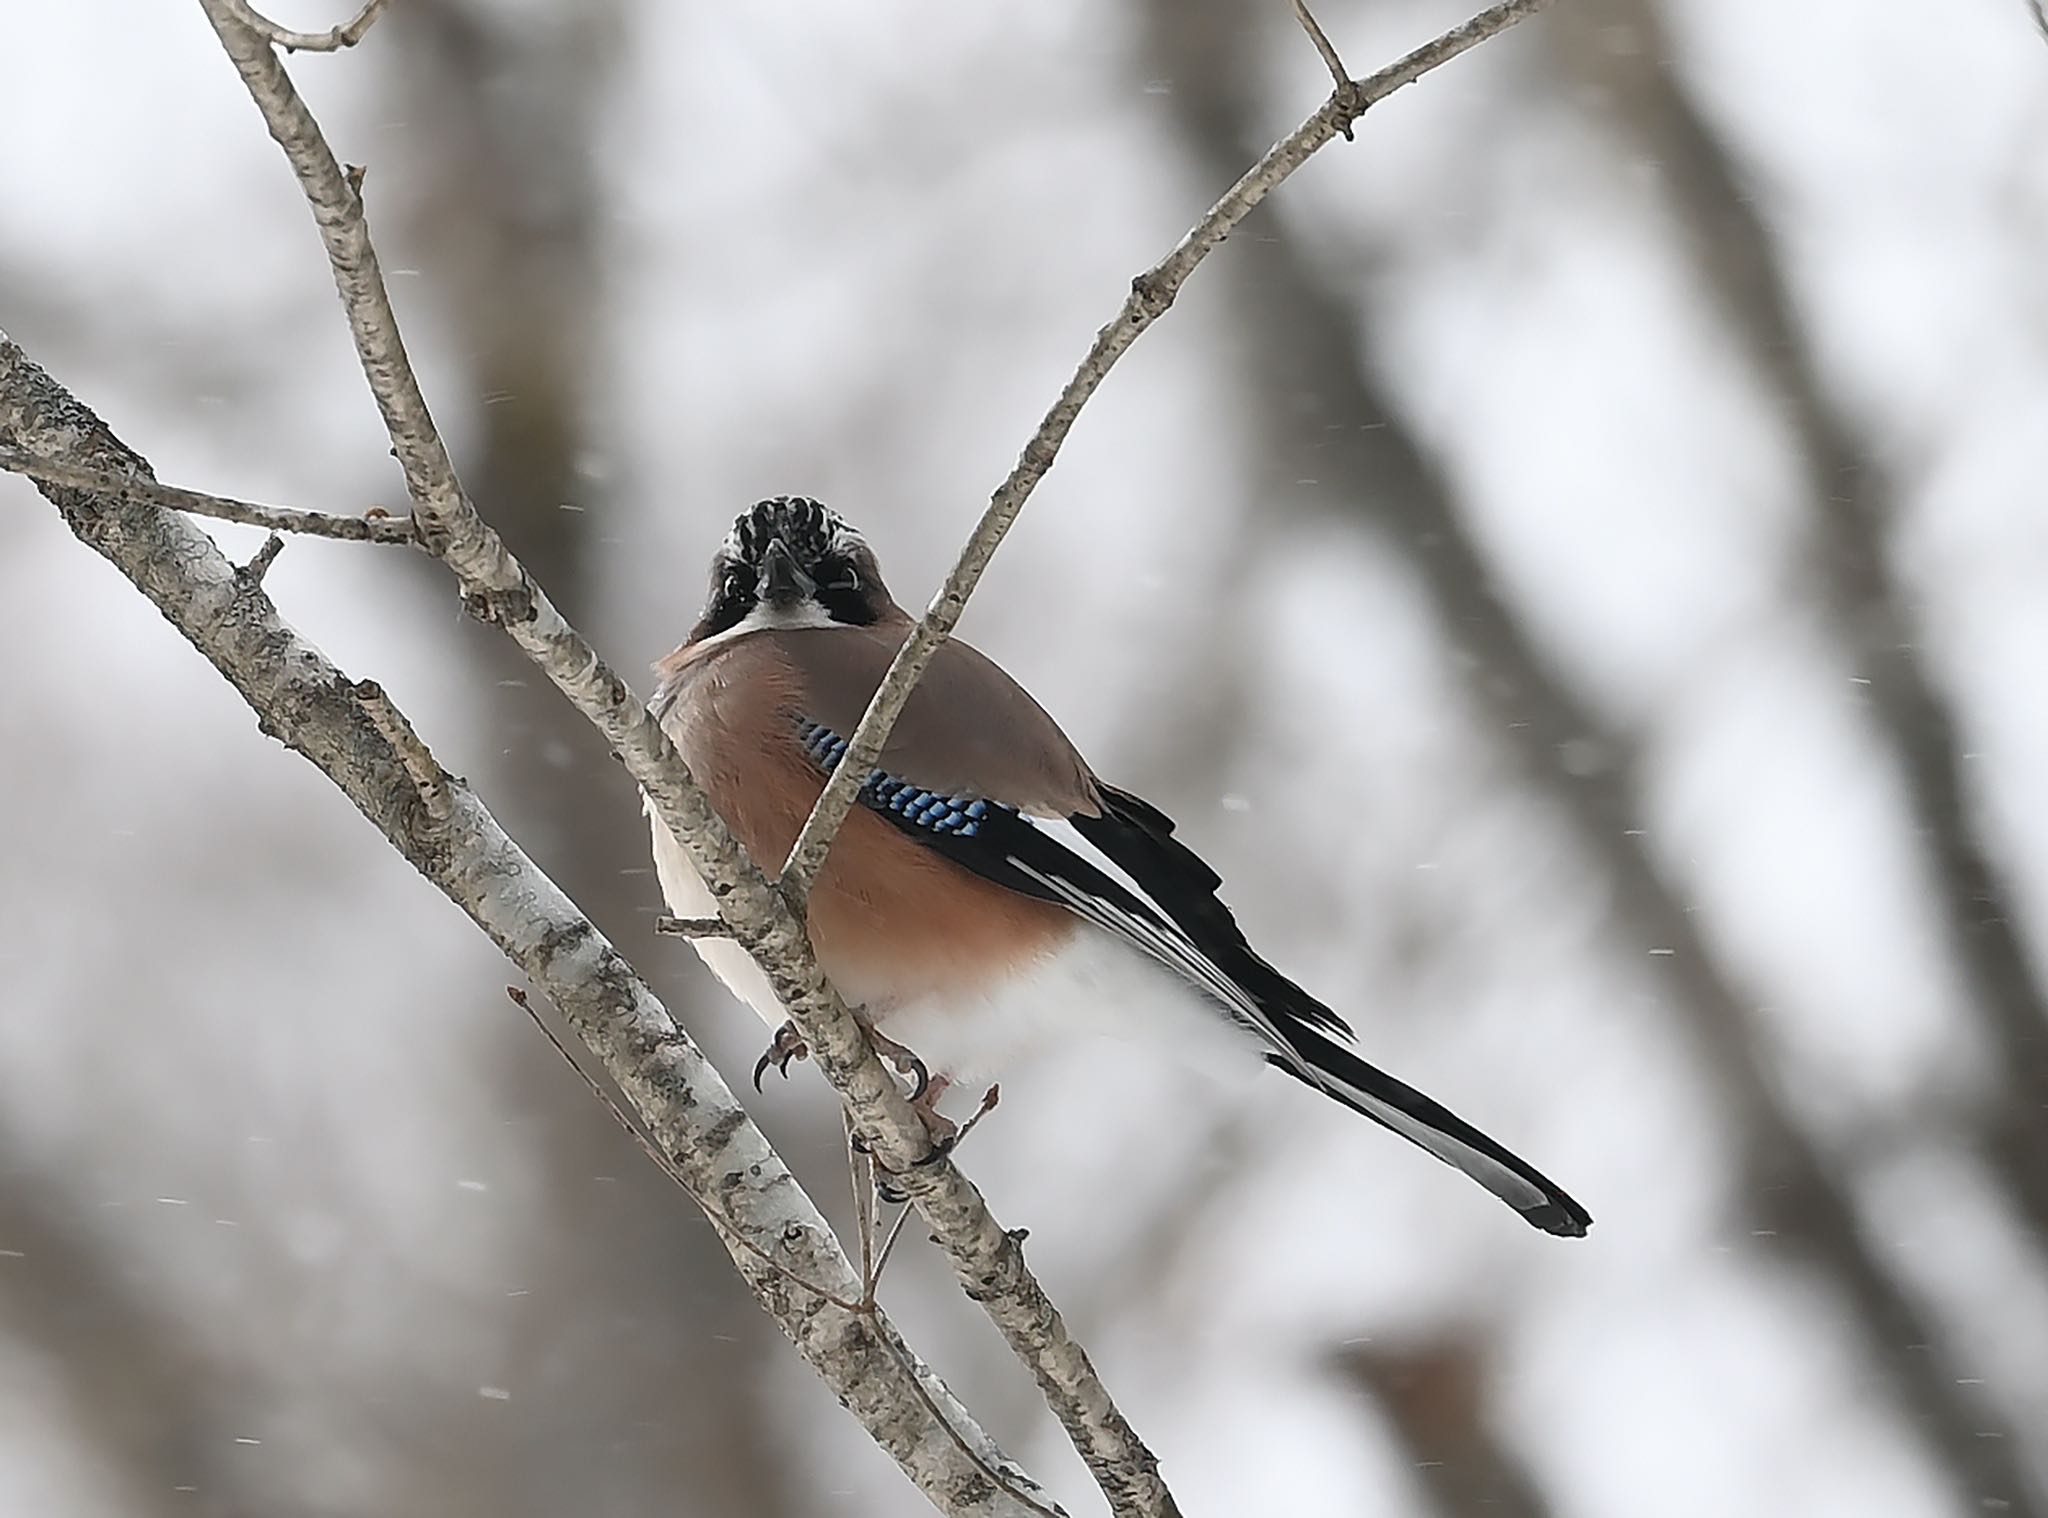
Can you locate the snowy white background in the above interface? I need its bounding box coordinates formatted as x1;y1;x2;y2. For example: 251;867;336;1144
4;1;2048;1514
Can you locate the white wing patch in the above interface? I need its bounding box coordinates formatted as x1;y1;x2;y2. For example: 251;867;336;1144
1285;1027;1552;1213
1009;817;1317;1080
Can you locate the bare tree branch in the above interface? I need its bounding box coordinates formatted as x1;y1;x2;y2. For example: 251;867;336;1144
194;4;1178;1509
775;0;1558;904
0;445;416;541
223;0;390;52
0;329;1058;1518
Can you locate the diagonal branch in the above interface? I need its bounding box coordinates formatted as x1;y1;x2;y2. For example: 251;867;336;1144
0;329;1057;1518
193;4;1174;1511
776;0;1555;904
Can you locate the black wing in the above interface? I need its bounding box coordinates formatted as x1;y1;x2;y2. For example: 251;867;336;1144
800;724;1592;1237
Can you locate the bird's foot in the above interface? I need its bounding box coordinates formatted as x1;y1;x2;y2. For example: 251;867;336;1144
751;1020;810;1092
911;1074;957;1146
874;1081;1001;1203
865;1027;932;1104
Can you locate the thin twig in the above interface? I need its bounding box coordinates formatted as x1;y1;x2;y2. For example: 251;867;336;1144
1290;0;1352;90
0;446;417;543
653;914;732;939
354;678;451;823
2030;0;2048;45
848;1110;879;1298
776;0;1555;905
224;0;390;52
872;1198;920;1294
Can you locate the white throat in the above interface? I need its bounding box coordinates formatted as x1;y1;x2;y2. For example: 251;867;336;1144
694;598;837;654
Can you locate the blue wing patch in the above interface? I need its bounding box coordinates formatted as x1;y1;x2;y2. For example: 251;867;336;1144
797;721;1001;838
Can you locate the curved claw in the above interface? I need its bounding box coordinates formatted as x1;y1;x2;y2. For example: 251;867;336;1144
751;1021;809;1092
901;1053;931;1105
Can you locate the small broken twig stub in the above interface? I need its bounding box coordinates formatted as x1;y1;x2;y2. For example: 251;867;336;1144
354;679;453;824
239;532;286;585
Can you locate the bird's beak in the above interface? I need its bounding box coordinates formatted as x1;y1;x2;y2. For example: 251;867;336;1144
758;537;815;605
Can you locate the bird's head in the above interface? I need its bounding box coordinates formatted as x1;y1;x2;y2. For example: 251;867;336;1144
691;496;893;644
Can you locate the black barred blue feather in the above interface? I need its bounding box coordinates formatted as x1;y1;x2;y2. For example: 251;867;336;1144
797;722;999;838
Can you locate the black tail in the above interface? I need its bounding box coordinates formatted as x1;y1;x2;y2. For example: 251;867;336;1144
1270;1024;1591;1237
1074;786;1592;1238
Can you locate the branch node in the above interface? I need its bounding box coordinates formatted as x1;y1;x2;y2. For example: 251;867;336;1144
228;0;392;54
354;677;453;825
1129;271;1175;320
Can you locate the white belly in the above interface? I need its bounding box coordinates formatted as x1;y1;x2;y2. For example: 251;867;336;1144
646;801;790;1032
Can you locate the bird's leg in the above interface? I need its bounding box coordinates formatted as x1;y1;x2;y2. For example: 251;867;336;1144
751;1019;809;1092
